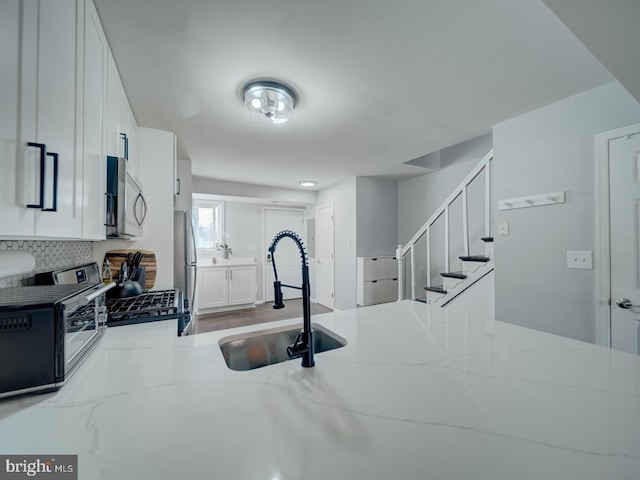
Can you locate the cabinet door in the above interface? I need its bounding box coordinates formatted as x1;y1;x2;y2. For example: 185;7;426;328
228;266;256;306
174;159;193;211
33;0;82;238
106;51;121;157
82;0;107;240
197;268;228;310
0;0;36;236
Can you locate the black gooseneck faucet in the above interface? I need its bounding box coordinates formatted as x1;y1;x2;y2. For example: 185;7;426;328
268;230;314;368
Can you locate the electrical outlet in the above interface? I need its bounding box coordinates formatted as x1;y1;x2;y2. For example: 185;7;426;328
567;250;592;269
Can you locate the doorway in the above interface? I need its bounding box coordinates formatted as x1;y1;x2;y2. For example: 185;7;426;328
316;204;335;309
264;208;305;302
596;122;640;353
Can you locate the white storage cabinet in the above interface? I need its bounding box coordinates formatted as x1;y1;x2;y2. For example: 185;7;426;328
357;256;398;306
197;265;257;313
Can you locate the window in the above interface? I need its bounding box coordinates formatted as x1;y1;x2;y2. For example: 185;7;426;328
193;199;224;251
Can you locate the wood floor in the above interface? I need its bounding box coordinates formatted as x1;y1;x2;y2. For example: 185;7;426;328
195;299;333;333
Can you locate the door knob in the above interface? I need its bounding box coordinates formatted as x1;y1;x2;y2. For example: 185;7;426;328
616;298;639;309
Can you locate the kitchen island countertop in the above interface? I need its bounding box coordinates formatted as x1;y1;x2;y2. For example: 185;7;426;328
0;301;639;479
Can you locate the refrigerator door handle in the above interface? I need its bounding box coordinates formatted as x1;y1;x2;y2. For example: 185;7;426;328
190;263;198;311
188;211;198;309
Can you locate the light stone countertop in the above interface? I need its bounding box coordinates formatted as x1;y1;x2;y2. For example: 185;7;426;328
198;256;258;267
0;301;639;479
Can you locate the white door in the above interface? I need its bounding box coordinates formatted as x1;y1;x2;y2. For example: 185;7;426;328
610;130;640;354
264;209;305;302
316;204;335;309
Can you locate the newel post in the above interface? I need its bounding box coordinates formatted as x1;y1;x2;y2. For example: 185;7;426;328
396;245;404;301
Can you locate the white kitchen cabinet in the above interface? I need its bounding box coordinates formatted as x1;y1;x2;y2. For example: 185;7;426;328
81;0;108;240
174;159;193;211
357;256;398;306
0;0;83;239
105;49;139;175
196;264;257;313
197;267;228;310
228;266;257;305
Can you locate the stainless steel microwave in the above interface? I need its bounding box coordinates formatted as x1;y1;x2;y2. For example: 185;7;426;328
106;156;147;239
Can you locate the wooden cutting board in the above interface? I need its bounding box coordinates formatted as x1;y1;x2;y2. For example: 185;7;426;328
103;249;156;289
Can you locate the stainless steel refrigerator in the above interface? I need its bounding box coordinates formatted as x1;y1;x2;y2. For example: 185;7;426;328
174;210;198;315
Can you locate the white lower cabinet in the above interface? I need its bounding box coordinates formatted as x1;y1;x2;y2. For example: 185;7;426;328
197;265;257;313
357;256;398;306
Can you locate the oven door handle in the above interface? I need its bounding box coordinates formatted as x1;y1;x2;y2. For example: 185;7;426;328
84;282;117;302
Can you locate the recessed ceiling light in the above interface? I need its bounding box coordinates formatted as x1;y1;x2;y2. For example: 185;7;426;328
299;180;316;187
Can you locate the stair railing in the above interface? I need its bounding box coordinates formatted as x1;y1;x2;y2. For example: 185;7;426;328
396;149;493;301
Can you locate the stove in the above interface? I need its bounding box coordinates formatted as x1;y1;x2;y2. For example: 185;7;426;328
107;289;180;324
34;263;193;336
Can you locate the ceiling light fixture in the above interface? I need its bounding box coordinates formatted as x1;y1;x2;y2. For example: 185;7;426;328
299;180;316;187
243;80;296;124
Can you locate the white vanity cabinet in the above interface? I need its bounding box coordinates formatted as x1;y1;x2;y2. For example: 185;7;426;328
196;263;257;313
357;256;398;306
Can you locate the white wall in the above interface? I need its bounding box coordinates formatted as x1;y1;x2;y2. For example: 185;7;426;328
493;81;640;343
356;177;398;257
93;127;175;289
317;178;357;310
397;134;493;298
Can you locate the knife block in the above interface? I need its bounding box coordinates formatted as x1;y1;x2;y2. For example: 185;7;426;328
103;249;156;289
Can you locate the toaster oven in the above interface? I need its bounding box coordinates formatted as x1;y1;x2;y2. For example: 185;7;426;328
0;282;114;398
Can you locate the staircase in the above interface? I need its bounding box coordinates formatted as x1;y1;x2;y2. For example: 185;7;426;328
396;150;494;306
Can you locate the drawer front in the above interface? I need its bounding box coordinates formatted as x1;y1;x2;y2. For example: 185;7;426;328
362;257;397;281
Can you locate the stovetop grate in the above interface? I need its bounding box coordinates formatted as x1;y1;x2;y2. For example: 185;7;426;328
106;289;180;322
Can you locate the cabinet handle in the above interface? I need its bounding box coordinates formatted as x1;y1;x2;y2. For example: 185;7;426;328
225;270;228;280
41;151;58;212
26;142;46;209
120;133;129;160
230;270;233;280
176;178;181;195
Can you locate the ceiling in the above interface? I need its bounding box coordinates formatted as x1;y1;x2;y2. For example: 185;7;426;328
94;0;615;191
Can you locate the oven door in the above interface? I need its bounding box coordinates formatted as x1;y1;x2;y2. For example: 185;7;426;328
62;284;113;378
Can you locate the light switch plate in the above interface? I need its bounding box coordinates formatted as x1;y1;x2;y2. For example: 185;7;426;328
498;221;509;236
567;250;592;269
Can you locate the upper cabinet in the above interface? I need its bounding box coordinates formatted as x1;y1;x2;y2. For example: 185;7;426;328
82;0;108;240
174;159;193;211
106;50;139;177
0;0;142;241
0;0;83;239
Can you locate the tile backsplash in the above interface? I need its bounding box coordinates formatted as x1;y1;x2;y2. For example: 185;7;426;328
0;240;93;288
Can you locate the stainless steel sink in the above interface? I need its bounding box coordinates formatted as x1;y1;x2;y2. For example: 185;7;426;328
219;323;347;371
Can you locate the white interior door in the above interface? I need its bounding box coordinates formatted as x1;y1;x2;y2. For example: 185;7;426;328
610;131;640;354
316;204;335;309
265;209;305;302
